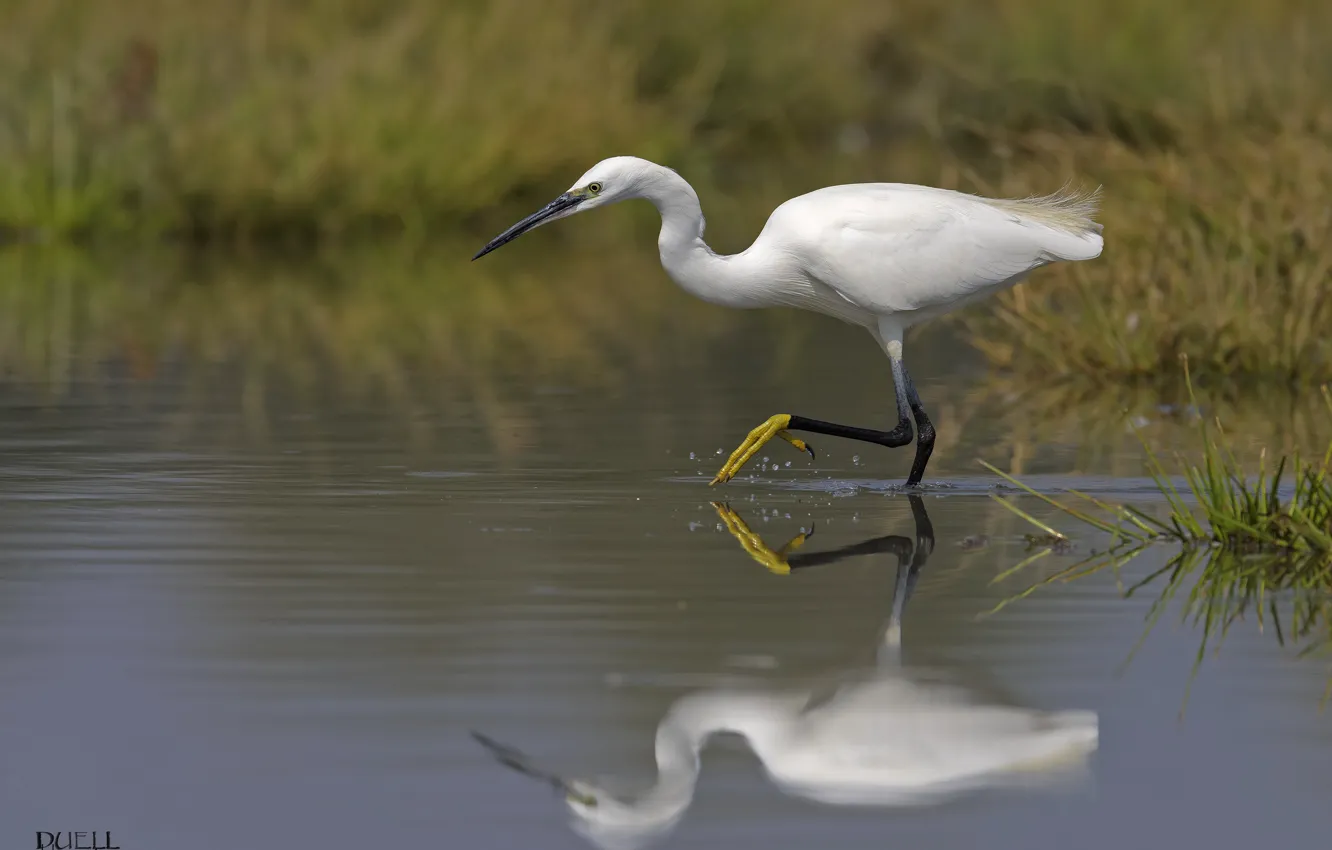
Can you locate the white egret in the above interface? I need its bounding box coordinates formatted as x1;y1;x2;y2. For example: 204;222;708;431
474;497;1099;850
474;156;1103;486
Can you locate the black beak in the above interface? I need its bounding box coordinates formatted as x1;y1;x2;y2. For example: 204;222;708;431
472;192;584;261
470;730;597;805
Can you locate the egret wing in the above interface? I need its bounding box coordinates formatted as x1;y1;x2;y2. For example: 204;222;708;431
774;185;1096;318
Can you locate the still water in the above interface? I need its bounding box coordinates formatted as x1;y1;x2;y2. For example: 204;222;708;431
1;253;1330;848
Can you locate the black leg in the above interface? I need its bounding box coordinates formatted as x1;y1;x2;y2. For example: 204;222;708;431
779;494;935;661
788;494;934;578
898;362;936;487
784;357;935;487
787;532;913;571
901;494;935;596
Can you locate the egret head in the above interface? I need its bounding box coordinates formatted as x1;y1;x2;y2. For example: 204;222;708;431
472;157;650;260
564;777;691;850
471;725;694;850
563;778;602;816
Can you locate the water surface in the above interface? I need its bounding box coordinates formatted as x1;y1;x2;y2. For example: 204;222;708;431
1;252;1329;848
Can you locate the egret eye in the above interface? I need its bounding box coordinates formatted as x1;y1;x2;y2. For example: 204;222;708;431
588;182;603;194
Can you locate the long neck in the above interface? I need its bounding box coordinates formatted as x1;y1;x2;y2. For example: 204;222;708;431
661;688;794;771
571;691;792;849
639;166;776;308
622;692;753;819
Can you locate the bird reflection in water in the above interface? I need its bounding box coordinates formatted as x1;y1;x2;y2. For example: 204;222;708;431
474;496;1099;850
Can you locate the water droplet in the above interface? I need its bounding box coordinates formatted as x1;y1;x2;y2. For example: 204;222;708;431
784;461;791;467
762;456;769;463
852;454;861;465
689;451;696;460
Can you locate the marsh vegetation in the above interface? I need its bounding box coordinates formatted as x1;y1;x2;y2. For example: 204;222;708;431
989;366;1332;707
2;0;1329;393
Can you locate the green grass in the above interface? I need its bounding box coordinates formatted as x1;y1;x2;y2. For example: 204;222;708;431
953;0;1332;389
0;0;904;241
962;139;1332;388
0;0;1328;242
982;363;1332;710
2;0;1332;386
982;362;1332;556
989;539;1332;714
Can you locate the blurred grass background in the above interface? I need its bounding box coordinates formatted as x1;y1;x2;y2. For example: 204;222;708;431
1;0;1330;391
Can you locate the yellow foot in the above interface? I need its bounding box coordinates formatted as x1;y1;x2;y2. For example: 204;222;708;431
709;414;816;485
711;502;814;575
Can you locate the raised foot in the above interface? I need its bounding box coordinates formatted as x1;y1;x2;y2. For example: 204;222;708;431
712;502;813;575
709;413;816;486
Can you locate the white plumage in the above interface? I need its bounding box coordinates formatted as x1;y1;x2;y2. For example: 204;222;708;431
474;156;1104;486
472;497;1099;850
763;182;1102;327
548;673;1097;850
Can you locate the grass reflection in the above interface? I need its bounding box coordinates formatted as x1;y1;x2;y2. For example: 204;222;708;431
969;372;1332;477
995;541;1332;714
988;372;1332;711
0;241;741;399
4;243;1330;478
